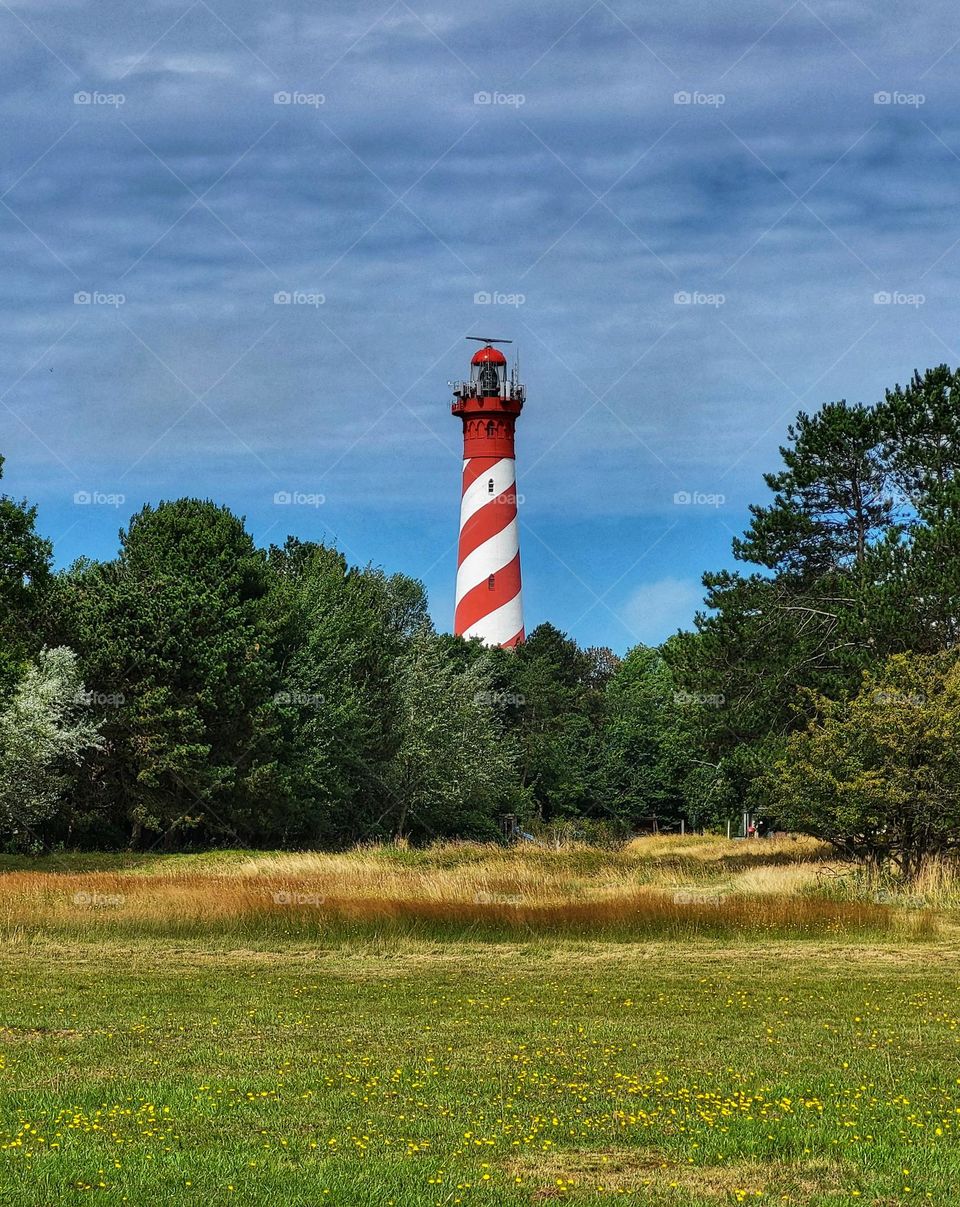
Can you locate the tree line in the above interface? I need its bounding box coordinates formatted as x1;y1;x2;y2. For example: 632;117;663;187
3;362;960;877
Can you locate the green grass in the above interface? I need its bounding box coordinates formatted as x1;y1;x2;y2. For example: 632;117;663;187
1;934;958;1205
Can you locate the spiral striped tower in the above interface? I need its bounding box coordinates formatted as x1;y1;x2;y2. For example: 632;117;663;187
452;339;525;647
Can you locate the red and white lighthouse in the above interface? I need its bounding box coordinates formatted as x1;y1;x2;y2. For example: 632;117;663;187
451;337;525;648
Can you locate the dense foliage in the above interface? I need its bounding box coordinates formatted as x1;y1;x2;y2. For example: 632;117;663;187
2;362;960;876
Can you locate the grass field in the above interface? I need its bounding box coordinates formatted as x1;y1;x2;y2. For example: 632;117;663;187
1;839;958;1205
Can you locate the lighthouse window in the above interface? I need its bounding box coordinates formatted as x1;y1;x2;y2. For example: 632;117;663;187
487;478;494;494
486;420;496;437
488;574;496;590
478;362;500;395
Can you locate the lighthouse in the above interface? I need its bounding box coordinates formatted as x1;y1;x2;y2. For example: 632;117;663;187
451;337;525;648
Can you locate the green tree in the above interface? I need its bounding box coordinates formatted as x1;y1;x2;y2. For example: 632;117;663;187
881;364;960;517
602;645;688;828
54;500;279;846
670;400;900;816
771;652;960;880
266;539;422;845
0;453;52;691
509;624;607;821
383;635;519;841
734;401;895;576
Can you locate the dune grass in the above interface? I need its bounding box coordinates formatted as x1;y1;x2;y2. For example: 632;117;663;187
0;836;941;943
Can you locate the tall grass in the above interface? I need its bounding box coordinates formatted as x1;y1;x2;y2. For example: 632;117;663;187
0;836;941;942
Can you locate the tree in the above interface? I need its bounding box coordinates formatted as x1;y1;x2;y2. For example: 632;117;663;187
670;400;901;816
0;453;52;691
770;652;960;881
383;635;520;841
509;624;607;821
53;500;280;846
266;539;417;846
602;645;688;829
734;401;896;577
881;364;960;517
0;647;101;848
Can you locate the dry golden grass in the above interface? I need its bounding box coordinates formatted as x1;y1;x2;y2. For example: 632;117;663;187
0;835;940;940
506;1149;850;1199
623;832;831;862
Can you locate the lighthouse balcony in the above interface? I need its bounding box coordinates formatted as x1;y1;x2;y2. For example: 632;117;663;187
452;381;525;405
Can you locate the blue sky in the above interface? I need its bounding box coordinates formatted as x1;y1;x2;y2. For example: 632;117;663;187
1;0;958;652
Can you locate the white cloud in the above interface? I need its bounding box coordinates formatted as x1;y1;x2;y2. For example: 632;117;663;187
621;577;703;646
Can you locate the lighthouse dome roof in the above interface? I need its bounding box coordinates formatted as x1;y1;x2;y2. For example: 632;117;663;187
471;345;507;366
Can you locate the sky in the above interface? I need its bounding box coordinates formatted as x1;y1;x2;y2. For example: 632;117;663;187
1;0;958;653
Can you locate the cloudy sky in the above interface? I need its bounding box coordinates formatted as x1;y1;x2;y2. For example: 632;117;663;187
1;0;958;651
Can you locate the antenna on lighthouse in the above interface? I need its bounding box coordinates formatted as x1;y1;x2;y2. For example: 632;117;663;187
466;336;513;345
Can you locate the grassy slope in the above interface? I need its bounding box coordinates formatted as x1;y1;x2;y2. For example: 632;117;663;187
0;842;957;1205
1;938;959;1206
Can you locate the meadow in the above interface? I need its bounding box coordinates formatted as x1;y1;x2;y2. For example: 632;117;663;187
0;838;958;1205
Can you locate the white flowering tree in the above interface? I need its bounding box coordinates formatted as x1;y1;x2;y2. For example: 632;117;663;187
0;647;102;845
